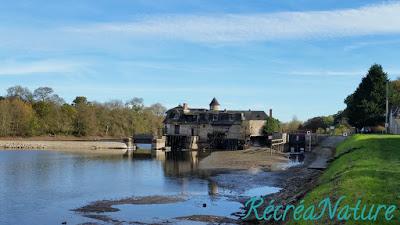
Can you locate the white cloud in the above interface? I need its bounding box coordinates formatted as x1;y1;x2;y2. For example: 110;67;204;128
0;60;84;75
65;2;400;43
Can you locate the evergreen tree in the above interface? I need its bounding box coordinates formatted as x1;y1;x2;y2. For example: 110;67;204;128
264;116;281;134
344;64;388;128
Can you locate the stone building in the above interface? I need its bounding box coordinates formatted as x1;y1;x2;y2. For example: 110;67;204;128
163;98;269;150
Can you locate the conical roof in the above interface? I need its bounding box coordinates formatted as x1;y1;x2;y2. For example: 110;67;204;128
209;97;220;106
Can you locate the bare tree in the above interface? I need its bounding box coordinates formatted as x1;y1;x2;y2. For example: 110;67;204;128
6;85;33;102
33;87;54;102
147;103;167;116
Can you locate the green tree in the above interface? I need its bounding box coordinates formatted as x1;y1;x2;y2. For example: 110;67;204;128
0;86;166;138
73;99;97;136
264;116;281;134
72;96;88;105
389;78;400;107
0;98;35;136
59;104;77;135
333;110;346;125
302;116;334;132
281;116;302;132
126;97;144;111
344;64;388;128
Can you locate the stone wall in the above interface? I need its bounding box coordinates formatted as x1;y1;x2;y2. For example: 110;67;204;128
248;120;265;136
165;119;265;146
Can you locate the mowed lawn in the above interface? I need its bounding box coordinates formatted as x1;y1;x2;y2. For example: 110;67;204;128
291;135;400;225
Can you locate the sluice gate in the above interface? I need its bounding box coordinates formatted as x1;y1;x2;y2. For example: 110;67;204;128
166;135;191;151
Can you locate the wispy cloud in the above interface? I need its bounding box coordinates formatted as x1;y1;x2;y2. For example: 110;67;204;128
66;2;400;43
0;60;85;75
344;39;400;51
285;70;363;77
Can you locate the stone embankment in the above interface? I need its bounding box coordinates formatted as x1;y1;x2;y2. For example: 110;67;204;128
0;140;127;150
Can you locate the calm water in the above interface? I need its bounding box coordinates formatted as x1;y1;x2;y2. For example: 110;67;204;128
0;150;279;225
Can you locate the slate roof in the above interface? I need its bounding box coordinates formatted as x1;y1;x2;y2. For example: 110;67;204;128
209;97;220;106
164;107;268;124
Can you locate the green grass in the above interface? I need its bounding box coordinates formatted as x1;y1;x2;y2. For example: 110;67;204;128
289;135;400;225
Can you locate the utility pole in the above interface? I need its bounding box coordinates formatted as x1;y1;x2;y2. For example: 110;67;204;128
385;81;389;134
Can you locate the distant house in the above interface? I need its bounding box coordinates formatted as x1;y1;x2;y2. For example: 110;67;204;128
163;98;269;150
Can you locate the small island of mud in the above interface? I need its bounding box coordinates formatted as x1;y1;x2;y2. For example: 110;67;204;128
73;195;186;213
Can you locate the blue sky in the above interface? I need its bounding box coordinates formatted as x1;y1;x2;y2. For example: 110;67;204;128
1;0;400;121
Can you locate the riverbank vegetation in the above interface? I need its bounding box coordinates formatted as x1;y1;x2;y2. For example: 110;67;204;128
299;64;400;134
293;135;400;225
0;86;166;137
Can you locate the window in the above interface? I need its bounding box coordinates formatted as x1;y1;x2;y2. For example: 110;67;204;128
174;125;180;135
213;114;218;121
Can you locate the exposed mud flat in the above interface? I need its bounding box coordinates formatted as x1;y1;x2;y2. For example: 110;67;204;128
175;215;237;224
198;147;289;171
73;195;186;213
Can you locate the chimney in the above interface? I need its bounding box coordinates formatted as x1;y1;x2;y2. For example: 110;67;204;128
269;109;272;118
183;103;190;113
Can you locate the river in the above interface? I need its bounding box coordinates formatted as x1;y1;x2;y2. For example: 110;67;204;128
0;149;281;225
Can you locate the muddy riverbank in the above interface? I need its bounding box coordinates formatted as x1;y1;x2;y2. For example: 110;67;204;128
199;147;289;171
68;146;307;224
240;136;346;224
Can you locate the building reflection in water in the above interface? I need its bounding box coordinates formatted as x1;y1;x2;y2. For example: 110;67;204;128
151;150;222;198
161;151;199;177
208;181;218;196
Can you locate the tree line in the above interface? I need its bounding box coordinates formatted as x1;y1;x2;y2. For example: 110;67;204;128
0;86;166;137
265;64;399;134
300;64;400;133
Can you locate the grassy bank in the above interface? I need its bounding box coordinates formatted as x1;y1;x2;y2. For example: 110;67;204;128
292;135;400;225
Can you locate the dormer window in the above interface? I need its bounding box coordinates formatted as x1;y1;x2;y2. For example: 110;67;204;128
173;112;180;120
213;114;218;121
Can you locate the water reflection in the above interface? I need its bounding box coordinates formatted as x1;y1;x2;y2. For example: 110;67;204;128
162;151;199;177
208;181;219;196
0;150;239;225
0;149;282;224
